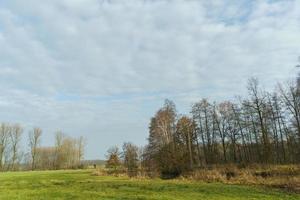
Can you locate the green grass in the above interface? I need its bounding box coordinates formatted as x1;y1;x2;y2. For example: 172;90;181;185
0;170;298;200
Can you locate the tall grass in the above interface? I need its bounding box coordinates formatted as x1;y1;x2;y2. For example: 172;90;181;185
93;164;300;192
182;164;300;193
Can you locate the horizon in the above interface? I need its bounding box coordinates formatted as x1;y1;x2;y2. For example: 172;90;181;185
0;0;300;160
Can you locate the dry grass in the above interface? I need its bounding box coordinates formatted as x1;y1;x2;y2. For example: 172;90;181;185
183;164;300;193
92;165;300;193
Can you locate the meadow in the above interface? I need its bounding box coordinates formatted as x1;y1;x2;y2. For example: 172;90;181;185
0;170;298;200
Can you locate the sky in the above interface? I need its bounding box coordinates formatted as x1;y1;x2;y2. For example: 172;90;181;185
0;0;300;160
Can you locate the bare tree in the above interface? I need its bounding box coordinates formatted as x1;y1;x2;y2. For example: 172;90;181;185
9;124;23;170
29;128;42;170
0;123;10;171
77;136;85;165
54;131;65;169
279;82;300;141
176;116;196;169
53;132;83;169
246;78;271;163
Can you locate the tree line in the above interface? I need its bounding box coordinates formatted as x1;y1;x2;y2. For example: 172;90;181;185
0;124;85;171
106;75;300;178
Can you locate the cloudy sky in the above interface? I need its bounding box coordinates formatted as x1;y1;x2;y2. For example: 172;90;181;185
0;0;299;159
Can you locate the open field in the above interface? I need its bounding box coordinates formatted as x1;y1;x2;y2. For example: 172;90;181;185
0;170;299;200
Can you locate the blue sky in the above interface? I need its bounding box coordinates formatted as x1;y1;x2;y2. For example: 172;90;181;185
0;0;299;159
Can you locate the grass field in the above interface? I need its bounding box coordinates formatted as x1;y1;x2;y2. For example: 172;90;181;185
0;170;298;200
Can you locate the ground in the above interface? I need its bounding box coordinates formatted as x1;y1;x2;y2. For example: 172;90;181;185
0;170;298;200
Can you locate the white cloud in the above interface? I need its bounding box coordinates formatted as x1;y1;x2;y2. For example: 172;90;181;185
0;0;300;158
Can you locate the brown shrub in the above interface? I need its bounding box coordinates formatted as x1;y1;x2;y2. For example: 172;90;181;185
185;169;226;183
91;169;107;176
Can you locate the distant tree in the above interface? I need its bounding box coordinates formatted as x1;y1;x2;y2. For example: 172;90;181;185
54;131;65;169
0;123;10;171
246;78;271;163
122;142;139;177
105;146;122;173
9;124;23;170
54;132;83;169
279;82;300;141
36;147;56;170
175;116;196;169
29;128;42;170
63;137;78;168
214;101;234;163
191;99;215;165
77;136;85;165
146;99;182;178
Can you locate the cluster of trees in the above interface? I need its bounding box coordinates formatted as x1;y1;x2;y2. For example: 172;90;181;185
0;124;85;171
33;131;85;170
141;76;300;177
105;143;140;177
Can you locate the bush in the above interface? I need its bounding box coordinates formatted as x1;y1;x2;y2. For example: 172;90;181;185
161;168;182;179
